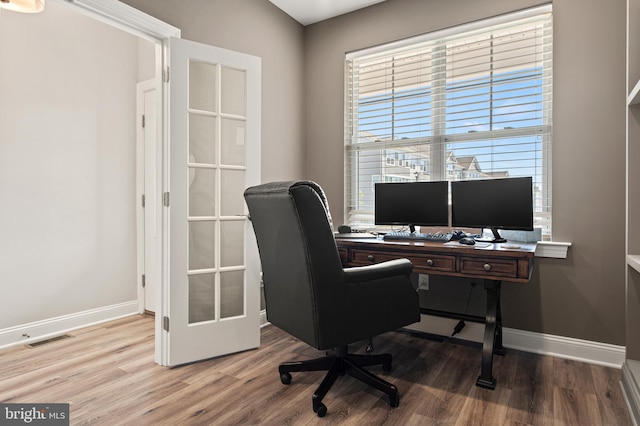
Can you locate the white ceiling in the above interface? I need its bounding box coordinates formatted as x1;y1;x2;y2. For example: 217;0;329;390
269;0;387;26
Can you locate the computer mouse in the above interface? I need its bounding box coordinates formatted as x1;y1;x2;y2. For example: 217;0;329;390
459;237;476;245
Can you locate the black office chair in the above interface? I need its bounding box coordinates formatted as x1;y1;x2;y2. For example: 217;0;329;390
244;181;420;417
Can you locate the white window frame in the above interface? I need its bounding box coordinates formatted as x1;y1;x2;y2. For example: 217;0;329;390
344;5;553;238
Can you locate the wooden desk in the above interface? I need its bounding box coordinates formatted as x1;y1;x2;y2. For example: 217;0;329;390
336;237;536;389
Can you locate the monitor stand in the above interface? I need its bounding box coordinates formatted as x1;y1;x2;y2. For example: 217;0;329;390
475;228;507;243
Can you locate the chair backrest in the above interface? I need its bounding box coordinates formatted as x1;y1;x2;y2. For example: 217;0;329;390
244;181;344;348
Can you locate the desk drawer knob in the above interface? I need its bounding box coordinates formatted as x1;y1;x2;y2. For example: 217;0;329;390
426;259;434;267
367;254;375;262
484;263;491;272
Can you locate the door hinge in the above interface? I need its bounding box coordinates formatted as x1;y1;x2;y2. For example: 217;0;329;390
142;114;146;128
141;194;146;208
163;316;170;332
163;67;170;83
163;192;170;207
141;274;146;288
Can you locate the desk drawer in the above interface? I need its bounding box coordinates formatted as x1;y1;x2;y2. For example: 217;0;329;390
351;250;455;273
338;248;349;264
459;256;518;279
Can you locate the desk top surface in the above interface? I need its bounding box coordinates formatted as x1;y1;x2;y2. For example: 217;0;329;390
335;236;536;258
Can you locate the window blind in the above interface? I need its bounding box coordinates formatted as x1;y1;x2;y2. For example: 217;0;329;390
345;6;553;238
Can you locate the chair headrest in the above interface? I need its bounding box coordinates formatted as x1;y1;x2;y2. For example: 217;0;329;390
245;180;333;229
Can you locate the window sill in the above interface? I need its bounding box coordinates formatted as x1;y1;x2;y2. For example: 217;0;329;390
628;255;640;273
535;241;572;259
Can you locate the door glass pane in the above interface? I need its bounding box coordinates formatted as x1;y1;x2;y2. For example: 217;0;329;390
189;273;215;323
221;118;245;166
189;114;216;165
220;169;245;216
189;221;215;270
189;168;215;217
221;67;245;116
220;221;244;267
220;270;244;318
189;60;217;112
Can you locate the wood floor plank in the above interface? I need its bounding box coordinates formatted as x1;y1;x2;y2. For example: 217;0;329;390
505;351;555;425
0;315;633;425
553;356;597;393
414;342;480;422
454;386;512;426
590;363;632;425
553;387;602;425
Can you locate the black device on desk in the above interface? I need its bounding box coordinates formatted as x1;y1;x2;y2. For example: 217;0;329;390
450;230;466;240
451;177;534;243
383;231;452;242
458;237;476;245
334;224;376;239
375;181;449;240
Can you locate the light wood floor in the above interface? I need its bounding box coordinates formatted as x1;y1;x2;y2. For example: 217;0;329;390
0;315;632;425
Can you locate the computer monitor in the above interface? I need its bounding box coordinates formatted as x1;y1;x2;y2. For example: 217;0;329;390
374;181;449;233
451;177;533;243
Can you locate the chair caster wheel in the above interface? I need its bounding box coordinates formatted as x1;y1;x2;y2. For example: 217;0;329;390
314;402;327;417
389;394;399;407
280;372;292;384
383;362;392;372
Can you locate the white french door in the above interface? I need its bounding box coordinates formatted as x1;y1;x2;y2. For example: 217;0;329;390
162;37;261;366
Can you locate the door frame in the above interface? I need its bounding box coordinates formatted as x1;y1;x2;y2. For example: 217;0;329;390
50;0;180;41
136;79;160;314
51;0;179;364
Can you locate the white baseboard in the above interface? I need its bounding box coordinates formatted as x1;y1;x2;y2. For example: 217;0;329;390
0;301;139;350
503;327;625;368
405;314;625;368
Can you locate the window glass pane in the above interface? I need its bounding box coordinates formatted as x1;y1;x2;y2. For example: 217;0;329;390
189;114;216;165
189;273;215;323
220;169;245;216
221;118;245;166
189;221;215;270
447;136;544;179
189;61;217;112
189;168;215;217
220;221;244;267
221;67;246;116
220;270;244;318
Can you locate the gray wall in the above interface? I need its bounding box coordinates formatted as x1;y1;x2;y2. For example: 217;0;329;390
304;0;627;345
0;2;141;327
121;0;307;184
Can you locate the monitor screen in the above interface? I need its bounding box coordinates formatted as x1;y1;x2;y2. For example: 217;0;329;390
375;181;449;230
451;177;533;241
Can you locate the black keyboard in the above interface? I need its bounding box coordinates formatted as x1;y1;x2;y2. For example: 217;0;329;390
383;232;453;242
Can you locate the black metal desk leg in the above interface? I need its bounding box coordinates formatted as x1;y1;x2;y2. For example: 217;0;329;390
494;281;506;356
476;279;503;389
